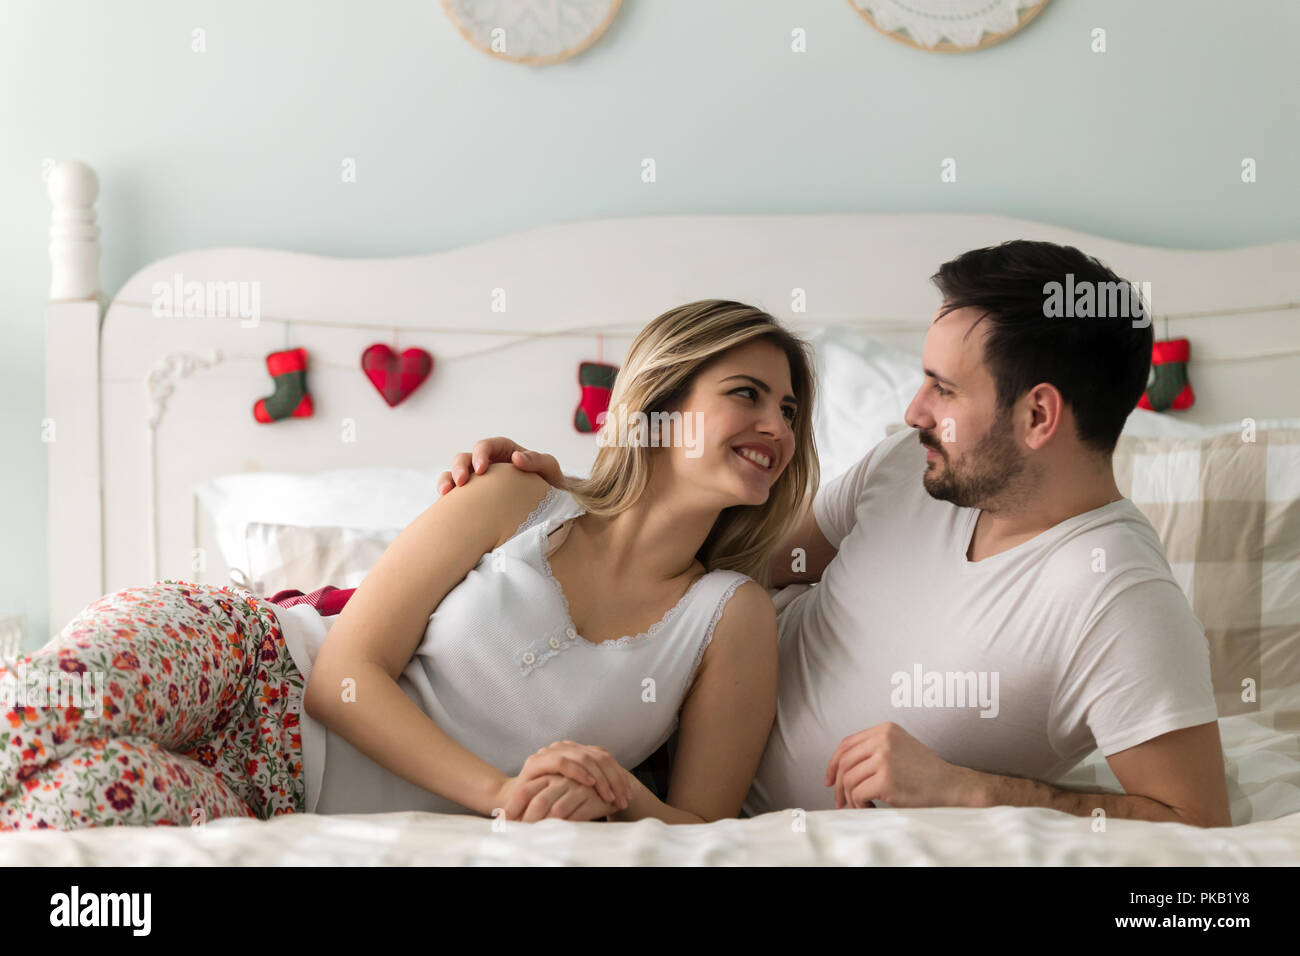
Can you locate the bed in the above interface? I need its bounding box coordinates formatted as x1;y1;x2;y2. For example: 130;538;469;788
12;159;1300;865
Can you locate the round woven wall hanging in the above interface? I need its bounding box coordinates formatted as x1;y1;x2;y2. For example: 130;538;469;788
442;0;621;66
848;0;1050;53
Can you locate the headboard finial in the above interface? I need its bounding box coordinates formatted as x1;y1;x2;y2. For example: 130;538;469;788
48;159;102;302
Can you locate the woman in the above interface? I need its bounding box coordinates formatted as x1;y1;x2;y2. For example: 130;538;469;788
1;300;817;829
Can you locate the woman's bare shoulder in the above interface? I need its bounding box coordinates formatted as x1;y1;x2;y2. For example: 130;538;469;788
438;462;553;549
686;579;777;692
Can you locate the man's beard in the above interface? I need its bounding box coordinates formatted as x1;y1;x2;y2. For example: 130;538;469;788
919;410;1027;509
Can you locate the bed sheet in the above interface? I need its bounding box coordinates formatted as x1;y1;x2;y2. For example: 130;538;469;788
3;804;1296;866
4;697;1297;865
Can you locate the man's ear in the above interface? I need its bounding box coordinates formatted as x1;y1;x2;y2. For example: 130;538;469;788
1022;383;1064;450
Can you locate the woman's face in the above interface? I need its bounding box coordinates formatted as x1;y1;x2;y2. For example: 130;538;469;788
658;339;798;508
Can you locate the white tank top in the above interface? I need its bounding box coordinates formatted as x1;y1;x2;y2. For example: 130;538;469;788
274;486;751;815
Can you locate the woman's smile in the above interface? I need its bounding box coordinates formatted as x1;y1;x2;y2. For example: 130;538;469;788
731;443;776;474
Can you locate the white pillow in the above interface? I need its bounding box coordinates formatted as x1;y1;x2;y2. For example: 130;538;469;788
242;521;401;596
194;467;444;588
806;326;924;482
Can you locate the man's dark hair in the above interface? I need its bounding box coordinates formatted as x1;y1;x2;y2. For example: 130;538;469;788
931;240;1153;456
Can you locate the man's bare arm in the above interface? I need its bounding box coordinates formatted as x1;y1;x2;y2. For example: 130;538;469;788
768;505;838;587
961;722;1231;828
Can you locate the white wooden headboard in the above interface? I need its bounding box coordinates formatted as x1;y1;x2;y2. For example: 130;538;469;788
44;160;1300;636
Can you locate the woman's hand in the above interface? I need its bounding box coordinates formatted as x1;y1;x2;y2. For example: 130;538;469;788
502;774;622;822
495;740;632;820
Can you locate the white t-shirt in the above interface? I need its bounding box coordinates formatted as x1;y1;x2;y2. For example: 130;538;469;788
742;428;1218;817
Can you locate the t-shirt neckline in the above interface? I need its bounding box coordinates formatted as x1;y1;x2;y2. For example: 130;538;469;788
959;497;1132;569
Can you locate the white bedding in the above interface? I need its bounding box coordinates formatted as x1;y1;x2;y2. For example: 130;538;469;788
3;806;1297;867
4;689;1297;865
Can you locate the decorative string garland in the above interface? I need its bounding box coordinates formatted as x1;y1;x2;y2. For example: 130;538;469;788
114;297;652;367
115;296;1300;424
110;296;1300;367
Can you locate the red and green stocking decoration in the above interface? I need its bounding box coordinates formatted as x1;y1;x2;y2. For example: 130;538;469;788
253;347;314;423
1138;338;1195;412
575;361;618;433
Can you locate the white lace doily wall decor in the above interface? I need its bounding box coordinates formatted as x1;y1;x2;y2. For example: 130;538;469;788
442;0;622;66
848;0;1049;53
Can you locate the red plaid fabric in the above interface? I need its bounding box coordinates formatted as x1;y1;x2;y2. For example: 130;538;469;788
360;345;434;407
266;584;356;616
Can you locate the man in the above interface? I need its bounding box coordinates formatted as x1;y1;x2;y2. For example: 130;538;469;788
438;240;1231;828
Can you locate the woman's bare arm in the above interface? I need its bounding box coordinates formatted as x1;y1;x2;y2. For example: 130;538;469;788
302;463;553;816
609;581;779;823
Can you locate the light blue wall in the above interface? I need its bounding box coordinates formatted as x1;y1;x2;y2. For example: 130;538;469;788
2;0;1297;649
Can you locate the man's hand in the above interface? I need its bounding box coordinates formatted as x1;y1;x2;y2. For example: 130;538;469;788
825;720;1232;827
435;437;564;496
824;722;976;809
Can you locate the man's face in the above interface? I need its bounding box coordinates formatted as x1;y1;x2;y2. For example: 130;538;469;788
903;307;1027;509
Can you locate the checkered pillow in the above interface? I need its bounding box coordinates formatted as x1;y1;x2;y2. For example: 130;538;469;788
1112;427;1300;717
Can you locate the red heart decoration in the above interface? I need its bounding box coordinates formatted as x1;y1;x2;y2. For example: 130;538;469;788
361;344;434;407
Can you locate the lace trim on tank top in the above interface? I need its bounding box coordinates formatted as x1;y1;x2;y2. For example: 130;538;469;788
686;576;748;685
512;486;563;538
536;512;715;650
519;573;747;677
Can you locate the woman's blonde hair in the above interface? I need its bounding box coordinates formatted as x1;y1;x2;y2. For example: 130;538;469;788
563;300;819;586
